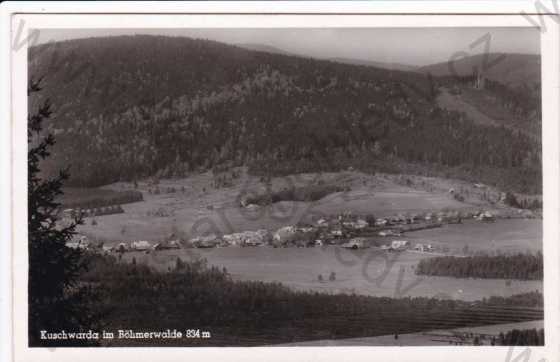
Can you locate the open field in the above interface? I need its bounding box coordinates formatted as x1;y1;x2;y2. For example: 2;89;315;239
86;250;543;347
123;245;542;302
405;219;542;253
77;169;542;302
76;169;533;243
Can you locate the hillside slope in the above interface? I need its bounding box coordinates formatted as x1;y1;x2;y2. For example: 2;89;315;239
420;53;540;90
330;57;419;72
28;35;541;193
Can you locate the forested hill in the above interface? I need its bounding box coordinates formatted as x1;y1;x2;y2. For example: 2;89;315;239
28;35;541;193
420;53;540;90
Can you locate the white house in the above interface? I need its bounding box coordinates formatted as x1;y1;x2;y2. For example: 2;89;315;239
130;240;152;251
273;226;298;244
342;237;369;249
375;218;388;227
391;240;410;251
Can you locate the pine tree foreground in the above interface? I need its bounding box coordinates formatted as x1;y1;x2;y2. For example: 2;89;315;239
27;78;100;346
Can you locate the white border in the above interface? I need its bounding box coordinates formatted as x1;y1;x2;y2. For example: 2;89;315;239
2;3;559;362
0;0;559;14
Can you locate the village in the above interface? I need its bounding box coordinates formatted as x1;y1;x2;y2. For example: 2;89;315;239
65;206;517;256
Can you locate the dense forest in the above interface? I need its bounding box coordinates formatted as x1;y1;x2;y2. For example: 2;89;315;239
60;188;143;209
72;253;544;346
29;35;541;193
498;328;545;346
415;252;543;280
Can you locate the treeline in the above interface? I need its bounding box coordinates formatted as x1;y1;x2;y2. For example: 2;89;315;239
480;291;543;307
29;36;541;193
60;188;143;209
243;184;345;206
415;253;543;280
72;253;544;346
503;191;542;210
498;328;544;346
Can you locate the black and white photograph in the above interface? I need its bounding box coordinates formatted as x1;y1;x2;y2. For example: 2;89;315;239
3;4;560;362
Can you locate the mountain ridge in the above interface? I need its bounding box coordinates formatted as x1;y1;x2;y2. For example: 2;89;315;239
28;35;541;193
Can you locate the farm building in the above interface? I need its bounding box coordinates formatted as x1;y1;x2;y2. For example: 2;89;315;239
414;243;434;252
330;228;344;238
273;226;316;246
271;226;297;246
65;234;89;250
190;234;220;248
391;240;410;251
222;233;244;246
221;230;271;247
478;211;495;222
242;230;268;246
130;240;152;251
341;237;369;249
378;230;402;237
375;218;388;227
343;219;368;230
273;226;298;244
154;240;181;250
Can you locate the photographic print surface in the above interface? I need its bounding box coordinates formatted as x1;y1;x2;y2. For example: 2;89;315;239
27;27;543;347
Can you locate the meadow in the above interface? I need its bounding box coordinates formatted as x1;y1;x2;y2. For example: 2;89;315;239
123;244;543;302
76;170;543;303
79;253;543;347
75;170;504;243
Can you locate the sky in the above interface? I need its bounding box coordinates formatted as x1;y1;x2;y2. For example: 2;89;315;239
35;28;540;67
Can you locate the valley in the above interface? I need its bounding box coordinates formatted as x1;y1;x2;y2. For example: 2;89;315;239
28;32;544;347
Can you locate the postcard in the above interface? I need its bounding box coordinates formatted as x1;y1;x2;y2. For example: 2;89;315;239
2;2;559;362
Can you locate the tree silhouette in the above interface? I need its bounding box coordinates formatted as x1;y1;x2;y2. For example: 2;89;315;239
28;78;99;346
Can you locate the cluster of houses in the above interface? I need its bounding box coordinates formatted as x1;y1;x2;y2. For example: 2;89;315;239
189;230;273;248
64;207;498;255
179;210;453;250
65;235;181;253
473;210;495;222
62;205;124;219
64;235;91;250
413;242;435;252
113;239;182;252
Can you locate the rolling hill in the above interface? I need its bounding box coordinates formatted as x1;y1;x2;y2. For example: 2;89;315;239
28;35;541;193
419;53;540;90
237;43;419;72
236;43;294;56
330;57;419;72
